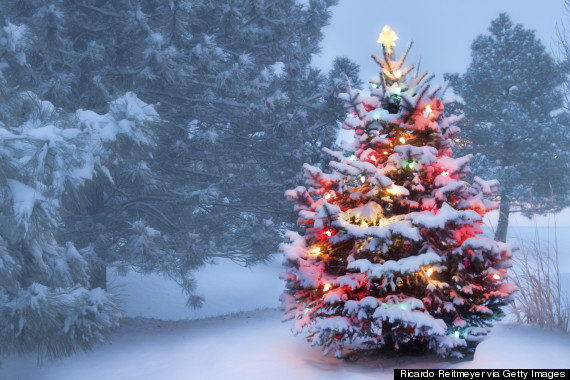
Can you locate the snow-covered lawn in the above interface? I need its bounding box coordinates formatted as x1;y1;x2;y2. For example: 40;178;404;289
2;225;569;379
2;309;569;380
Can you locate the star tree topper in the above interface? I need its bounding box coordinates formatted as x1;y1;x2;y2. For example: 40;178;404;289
377;25;398;55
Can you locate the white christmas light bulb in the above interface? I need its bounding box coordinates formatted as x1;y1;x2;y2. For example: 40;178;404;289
387;187;398;195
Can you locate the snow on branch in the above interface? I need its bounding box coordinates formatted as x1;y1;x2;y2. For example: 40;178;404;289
410;203;482;229
348;250;442;279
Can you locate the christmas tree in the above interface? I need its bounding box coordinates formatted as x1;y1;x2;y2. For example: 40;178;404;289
281;26;516;359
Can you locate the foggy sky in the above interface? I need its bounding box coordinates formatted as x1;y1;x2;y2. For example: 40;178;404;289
313;0;565;83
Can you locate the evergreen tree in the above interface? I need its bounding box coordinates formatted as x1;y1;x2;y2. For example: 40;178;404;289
0;0;358;359
282;27;515;359
0;0;356;290
445;13;570;242
0;91;157;360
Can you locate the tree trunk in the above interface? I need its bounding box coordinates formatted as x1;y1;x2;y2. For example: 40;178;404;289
89;260;107;290
79;181;108;290
495;194;510;242
381;321;395;350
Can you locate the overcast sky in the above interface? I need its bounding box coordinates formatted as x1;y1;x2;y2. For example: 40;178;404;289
313;0;566;83
314;0;570;225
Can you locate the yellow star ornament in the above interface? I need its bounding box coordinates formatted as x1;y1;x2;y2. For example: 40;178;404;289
377;25;398;55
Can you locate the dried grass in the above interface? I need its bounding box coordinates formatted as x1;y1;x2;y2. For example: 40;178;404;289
508;222;570;333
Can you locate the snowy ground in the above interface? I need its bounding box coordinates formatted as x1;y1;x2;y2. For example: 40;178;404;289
2;309;570;380
2;224;570;378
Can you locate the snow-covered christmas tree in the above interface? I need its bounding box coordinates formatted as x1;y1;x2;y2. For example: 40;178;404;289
281;26;516;359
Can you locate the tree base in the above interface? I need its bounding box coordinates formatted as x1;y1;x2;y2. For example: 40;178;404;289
342;338;474;362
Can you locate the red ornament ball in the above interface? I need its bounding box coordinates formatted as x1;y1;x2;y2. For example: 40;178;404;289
335;333;344;340
403;241;411;250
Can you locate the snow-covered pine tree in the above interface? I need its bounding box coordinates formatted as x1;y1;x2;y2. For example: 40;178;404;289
0;0;356;279
445;14;570;242
0;91;157;360
281;26;516;359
